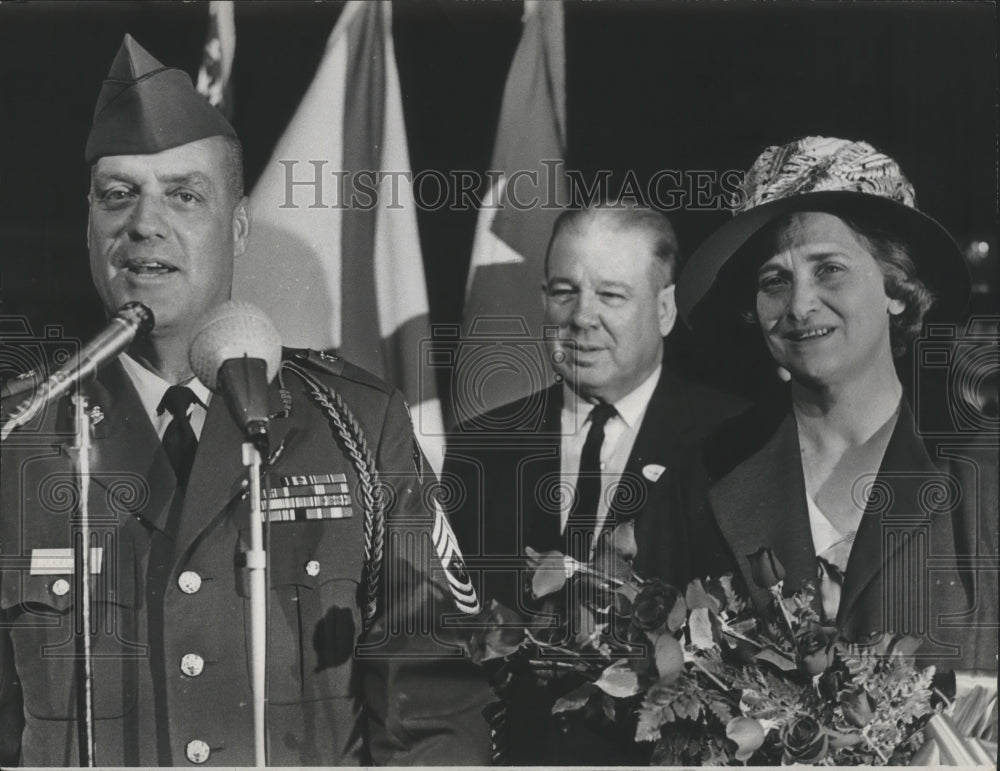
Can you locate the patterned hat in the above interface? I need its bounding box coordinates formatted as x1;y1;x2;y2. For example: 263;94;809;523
676;136;970;329
85;34;236;164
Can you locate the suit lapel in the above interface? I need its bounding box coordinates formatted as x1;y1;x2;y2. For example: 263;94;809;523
837;401;937;626
708;412;817;608
517;385;563;553
611;371;685;524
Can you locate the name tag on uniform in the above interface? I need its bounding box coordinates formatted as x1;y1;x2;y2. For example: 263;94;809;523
264;473;353;522
29;547;104;575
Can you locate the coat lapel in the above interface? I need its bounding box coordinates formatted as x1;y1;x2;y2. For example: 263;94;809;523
708;412;818;608
611;372;694;524
174;381;293;557
837;401;939;627
63;360;178;533
522;385;564;552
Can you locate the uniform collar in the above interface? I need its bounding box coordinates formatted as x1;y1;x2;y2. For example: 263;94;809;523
119;352;212;423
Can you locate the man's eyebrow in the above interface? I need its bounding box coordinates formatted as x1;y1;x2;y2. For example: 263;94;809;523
158;171;215;190
595;280;632;291
91;171;135;187
90;171;216;190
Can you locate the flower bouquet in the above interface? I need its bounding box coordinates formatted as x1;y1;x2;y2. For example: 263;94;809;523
470;521;996;765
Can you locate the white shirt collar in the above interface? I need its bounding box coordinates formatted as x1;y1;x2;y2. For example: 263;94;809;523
119;352;212;433
562;364;662;429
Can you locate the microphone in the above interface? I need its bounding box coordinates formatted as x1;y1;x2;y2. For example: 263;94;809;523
2;302;155;400
1;302;154;439
189;301;282;453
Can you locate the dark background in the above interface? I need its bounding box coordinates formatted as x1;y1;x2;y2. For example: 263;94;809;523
1;0;996;399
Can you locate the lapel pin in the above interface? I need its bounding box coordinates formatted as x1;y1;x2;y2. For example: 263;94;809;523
88;405;105;427
266;438;287;467
642;463;666;482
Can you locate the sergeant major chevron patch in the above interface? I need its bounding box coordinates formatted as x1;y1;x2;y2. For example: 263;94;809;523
431;502;480;614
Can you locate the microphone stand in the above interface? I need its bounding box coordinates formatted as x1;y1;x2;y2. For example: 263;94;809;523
72;392;98;767
242;441;268;767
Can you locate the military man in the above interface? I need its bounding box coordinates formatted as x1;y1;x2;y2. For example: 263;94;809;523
0;35;491;766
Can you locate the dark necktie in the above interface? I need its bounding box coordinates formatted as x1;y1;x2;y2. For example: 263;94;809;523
566;401;617;562
157;385;199;488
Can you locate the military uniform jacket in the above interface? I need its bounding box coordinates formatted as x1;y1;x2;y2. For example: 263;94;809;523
0;351;491;766
637;393;999;673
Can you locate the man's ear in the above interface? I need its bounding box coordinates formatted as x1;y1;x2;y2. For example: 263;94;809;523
658;284;678;337
85;188;94;246
232;196;250;258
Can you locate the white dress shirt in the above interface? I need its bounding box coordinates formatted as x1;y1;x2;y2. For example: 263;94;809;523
559;364;661;534
119;353;212;441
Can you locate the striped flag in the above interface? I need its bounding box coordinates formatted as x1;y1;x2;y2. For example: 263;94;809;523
233;2;445;470
456;1;568;422
195;0;236;119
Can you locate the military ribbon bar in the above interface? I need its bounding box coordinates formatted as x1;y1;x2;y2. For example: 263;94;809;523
264;473;353;522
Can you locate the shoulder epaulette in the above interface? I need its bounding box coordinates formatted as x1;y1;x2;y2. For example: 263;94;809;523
283;348;392;395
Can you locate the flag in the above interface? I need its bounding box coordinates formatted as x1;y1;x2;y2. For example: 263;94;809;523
456;0;567;424
196;1;236;119
233;2;445;470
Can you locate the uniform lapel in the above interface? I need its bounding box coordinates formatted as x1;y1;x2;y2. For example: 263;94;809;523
708;411;817;608
76;360;177;533
174;380;293;557
837;401;937;626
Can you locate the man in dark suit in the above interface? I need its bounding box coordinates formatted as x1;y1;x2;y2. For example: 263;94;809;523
0;35;491;766
443;204;744;764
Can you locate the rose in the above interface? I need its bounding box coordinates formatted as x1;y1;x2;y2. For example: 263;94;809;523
468;600;525;666
525;547;575;599
816;556;843;622
653;633;685;684
795;623;836;676
840;689;876;729
746;547;785;589
780;716;830;763
609;519;637;560
726;717;766;761
631;578;685;634
592;521;637;587
817;658;849;702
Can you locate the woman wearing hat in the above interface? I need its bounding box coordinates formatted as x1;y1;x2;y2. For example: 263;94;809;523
638;137;997;672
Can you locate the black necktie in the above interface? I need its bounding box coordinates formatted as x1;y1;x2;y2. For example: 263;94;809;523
157;385;199;488
566;401;617;562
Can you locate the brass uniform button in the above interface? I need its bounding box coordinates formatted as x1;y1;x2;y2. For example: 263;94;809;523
185;739;211;764
180;653;205;677
177;571;203;594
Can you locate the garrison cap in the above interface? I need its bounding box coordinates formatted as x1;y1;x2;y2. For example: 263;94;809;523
85;34;236;164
